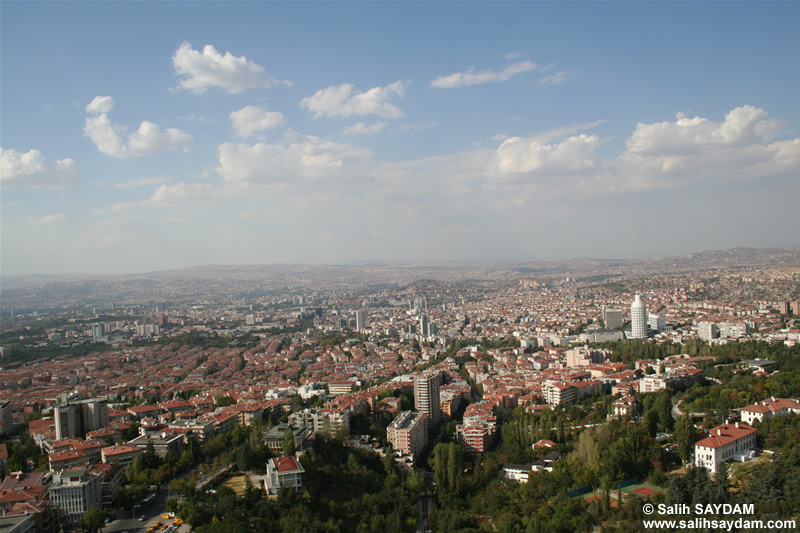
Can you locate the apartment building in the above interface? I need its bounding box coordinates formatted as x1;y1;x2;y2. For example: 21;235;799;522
387;411;426;457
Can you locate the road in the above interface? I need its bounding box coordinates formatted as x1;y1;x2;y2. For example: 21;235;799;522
102;490;187;533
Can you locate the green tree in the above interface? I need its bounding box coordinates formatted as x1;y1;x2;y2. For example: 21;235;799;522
674;415;695;464
78;505;107;533
282;427;296;457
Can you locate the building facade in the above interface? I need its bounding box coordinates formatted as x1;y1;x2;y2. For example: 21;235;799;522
694;422;757;474
630;295;647;339
387;411;426;457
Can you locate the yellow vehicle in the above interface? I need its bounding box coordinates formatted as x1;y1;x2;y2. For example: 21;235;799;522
162;514;170;519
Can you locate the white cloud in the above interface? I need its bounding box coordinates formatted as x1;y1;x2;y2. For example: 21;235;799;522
493;133;601;175
229;105;286;137
33;213;69;226
1;148;79;188
431;61;537;88
626;105;781;156
172;42;288;94
538;72;566;86
150;183;214;202
114;176;174;189
84;96;193;158
217;132;373;184
342;121;387;136
86;95;114;114
300;81;409;118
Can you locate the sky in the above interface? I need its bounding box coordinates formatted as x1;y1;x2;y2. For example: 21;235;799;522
2;2;799;276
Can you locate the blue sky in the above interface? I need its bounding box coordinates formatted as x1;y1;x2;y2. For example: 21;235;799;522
2;2;799;276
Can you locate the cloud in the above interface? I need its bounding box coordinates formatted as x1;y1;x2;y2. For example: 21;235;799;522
113;176;174;189
431;61;537;88
33;213;69;226
626;105;781;156
342;121;387;136
1;148;79;188
300;81;409;118
229;105;286;137
172;42;288;94
150;182;214;202
84;96;193;158
618;106;798;190
538;72;566;86
493;133;601;175
217;131;373;184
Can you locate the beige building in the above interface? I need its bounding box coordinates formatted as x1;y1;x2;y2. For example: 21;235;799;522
387;411;426;457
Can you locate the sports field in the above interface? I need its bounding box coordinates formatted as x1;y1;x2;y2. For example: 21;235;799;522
619;482;666;498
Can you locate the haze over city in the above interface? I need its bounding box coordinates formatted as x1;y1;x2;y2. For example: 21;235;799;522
2;2;799;276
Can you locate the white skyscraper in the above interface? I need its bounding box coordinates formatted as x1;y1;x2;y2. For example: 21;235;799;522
631;294;648;339
355;310;365;331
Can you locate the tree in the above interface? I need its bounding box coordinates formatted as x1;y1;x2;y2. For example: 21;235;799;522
78;505;107;533
674;415;695;464
282;427;296;457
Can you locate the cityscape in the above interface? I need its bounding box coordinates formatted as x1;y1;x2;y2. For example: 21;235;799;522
2;1;800;532
1;247;799;532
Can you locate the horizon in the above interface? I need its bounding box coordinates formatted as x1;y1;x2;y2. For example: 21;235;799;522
2;2;799;277
3;244;799;281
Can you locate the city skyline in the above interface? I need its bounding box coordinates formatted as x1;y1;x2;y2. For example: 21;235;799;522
2;2;799;276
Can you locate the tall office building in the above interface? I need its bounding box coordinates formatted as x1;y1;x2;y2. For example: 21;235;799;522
631;295;648;339
414;371;442;428
419;314;429;336
55;398;109;440
603;307;624;329
355;310;365;331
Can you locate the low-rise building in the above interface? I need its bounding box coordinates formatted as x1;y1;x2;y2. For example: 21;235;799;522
740;397;800;425
264;456;304;495
694;422;757;474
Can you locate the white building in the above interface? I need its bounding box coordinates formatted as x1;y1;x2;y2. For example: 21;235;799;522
264;456;304;495
740;397;800;425
630;295;647;339
698;322;719;341
47;468;102;525
355;310;365;331
694;422;757;474
648;313;665;334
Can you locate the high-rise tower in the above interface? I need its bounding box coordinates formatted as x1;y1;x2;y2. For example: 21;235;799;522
414;371;442;428
631;294;648;339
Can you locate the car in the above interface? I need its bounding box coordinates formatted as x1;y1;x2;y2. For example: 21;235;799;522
139;516;146;521
162;514;170;519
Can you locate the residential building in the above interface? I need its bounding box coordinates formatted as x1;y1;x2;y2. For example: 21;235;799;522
54;399;108;440
0;513;36;533
127;434;184;459
541;381;577;406
414;371;442;428
740;397;800;425
694;422;757;474
387;411;426;458
698;322;719;341
100;445;143;466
